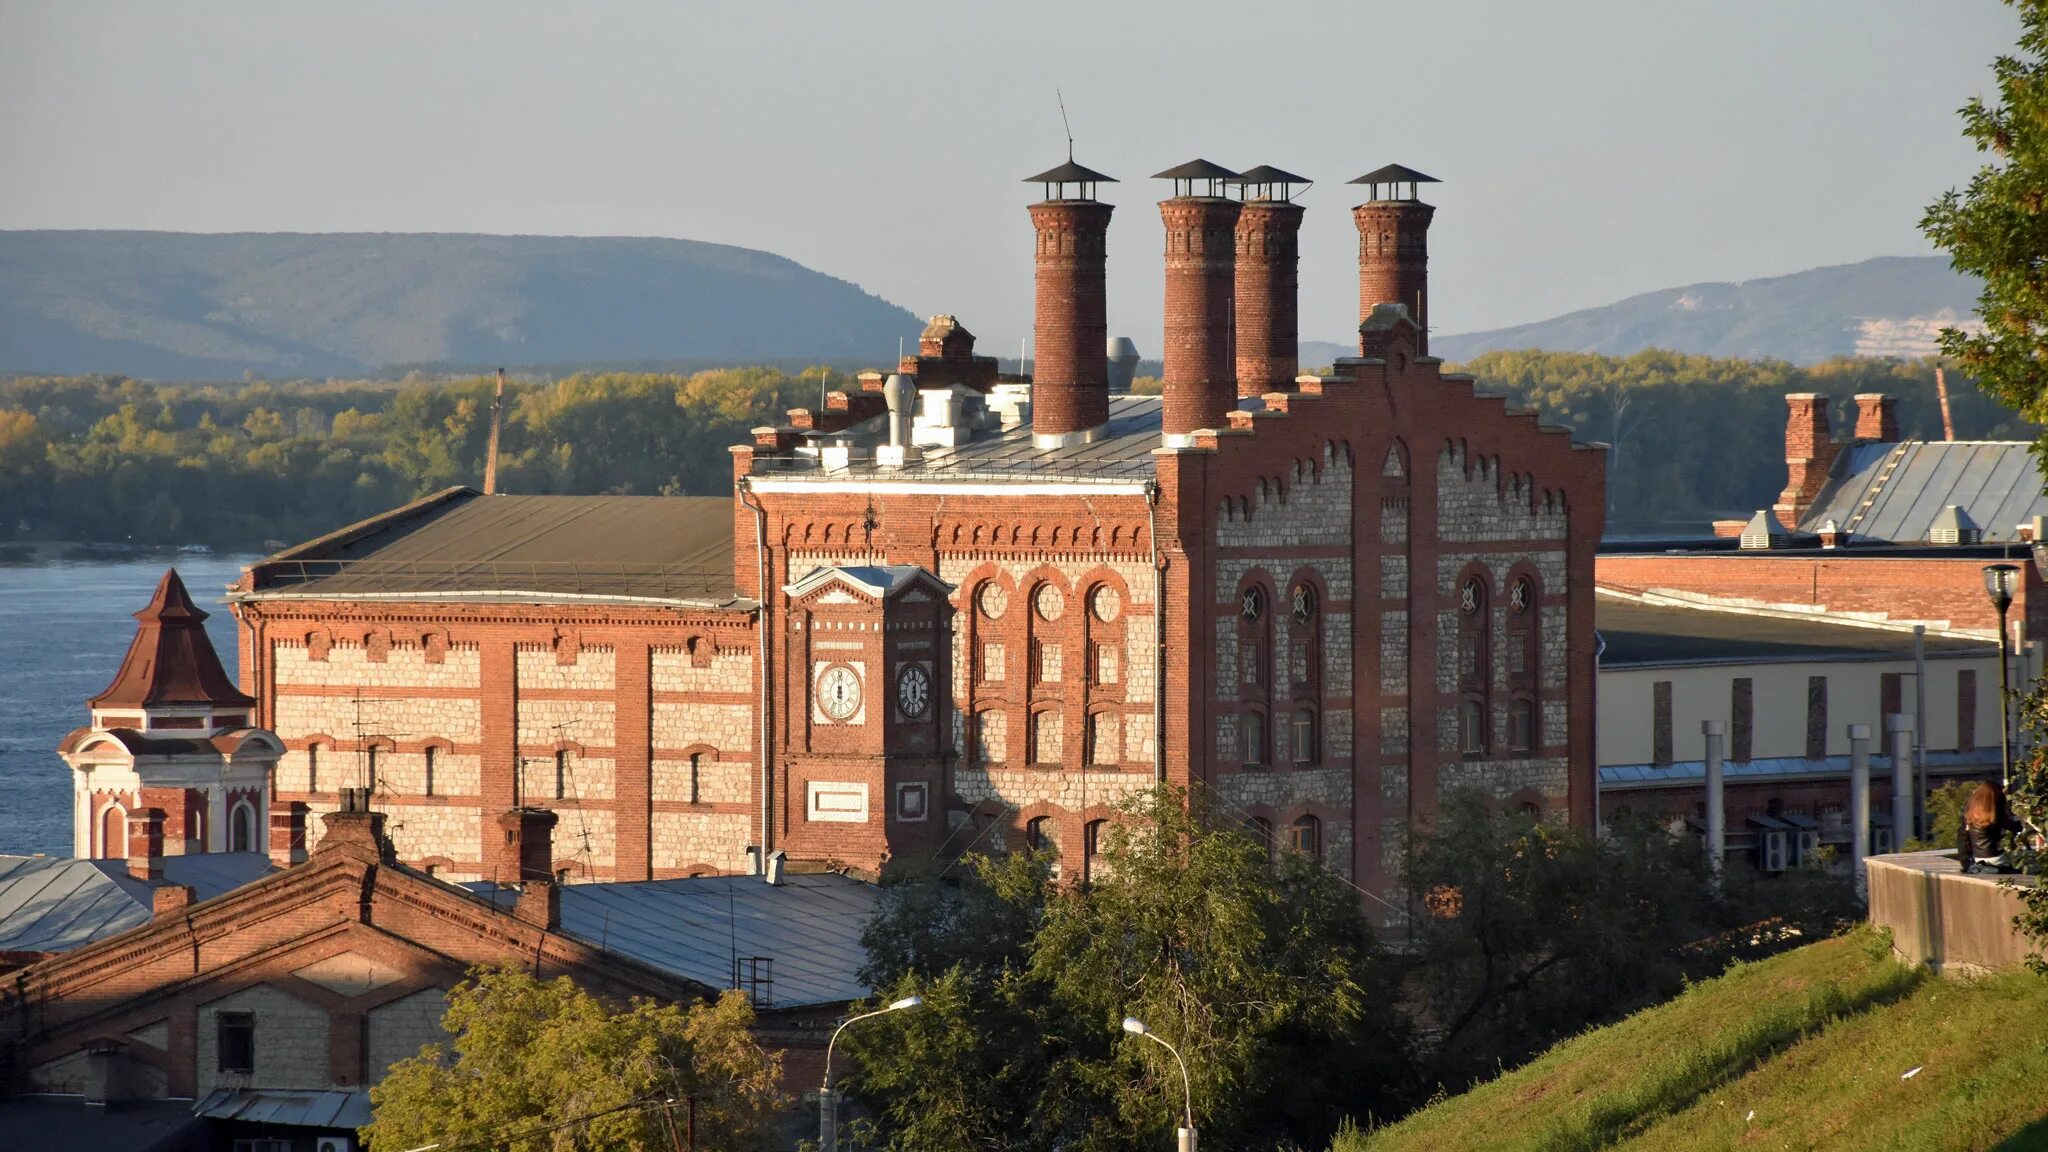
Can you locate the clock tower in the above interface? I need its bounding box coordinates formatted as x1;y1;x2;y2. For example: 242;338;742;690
779;564;953;873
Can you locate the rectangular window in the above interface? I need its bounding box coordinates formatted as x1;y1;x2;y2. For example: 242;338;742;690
1652;680;1673;766
1459;635;1481;684
1460;700;1485;755
1731;678;1754;763
734;957;773;1009
1242;711;1265;766
1806;675;1829;760
422;746;437;797
1507;632;1531;680
1508;698;1533;752
687;753;702;805
554;751;568;800
1292;710;1317;764
306;746;318;793
1291;642;1311;687
217;1011;255;1074
1037;640;1062;684
1958;669;1977;752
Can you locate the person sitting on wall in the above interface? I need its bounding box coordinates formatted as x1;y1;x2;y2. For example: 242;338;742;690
1958;780;2024;875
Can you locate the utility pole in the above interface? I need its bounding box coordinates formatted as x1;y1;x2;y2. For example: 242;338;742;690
483;367;507;494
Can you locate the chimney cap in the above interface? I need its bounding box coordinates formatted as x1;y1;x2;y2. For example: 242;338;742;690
1024;159;1117;200
1232;164;1312;202
1153;158;1239;197
1349;163;1439;200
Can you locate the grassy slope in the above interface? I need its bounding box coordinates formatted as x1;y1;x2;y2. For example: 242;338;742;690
1343;927;2048;1152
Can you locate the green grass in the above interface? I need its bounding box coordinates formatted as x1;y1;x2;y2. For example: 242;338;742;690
1338;927;2048;1152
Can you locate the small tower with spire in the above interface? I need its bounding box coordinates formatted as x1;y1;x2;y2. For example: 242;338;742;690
58;569;283;866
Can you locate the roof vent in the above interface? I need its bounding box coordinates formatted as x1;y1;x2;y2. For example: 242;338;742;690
1738;510;1789;550
1930;504;1981;545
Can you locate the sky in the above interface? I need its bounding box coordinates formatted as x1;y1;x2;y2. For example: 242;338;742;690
0;0;2022;353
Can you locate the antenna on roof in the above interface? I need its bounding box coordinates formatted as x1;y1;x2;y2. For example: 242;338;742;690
1057;87;1074;162
482;368;507;496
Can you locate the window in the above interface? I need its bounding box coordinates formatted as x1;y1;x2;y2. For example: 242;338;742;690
1084;819;1106;880
1247;816;1274;853
1288;815;1321;857
1652;680;1673;766
306;744;319;793
1731;678;1754;763
217;1011;255;1074
1508;698;1534;753
1242;640;1262;686
1292;709;1318;764
423;746;437;797
1026;815;1054;852
688;753;703;804
100;805;126;859
1805;676;1829;760
229;803;254;853
1242;710;1266;766
734;957;773;1009
554;750;569;800
1460;699;1485;755
1518;800;1541;818
1958;669;1977;752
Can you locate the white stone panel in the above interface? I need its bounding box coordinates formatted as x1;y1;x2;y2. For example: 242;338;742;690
272;641;481;690
516;645;616;691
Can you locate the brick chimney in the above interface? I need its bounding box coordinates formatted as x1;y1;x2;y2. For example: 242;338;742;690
152;884;194;918
1154;160;1241;439
1350;164;1440;356
317;787;393;861
498;807;561;930
1233;166;1308;397
1774;393;1840;530
1853;393;1899;442
125;808;165;881
1024;159;1117;448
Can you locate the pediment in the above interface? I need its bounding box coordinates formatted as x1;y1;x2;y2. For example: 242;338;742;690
292;949;406;997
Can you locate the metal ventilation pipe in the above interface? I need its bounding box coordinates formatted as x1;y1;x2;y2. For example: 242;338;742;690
884;373;915;449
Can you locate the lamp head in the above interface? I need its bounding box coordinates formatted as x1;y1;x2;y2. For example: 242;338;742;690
889;995;924;1011
1983;564;2020;613
1122;1016;1148;1036
2033;539;2048;584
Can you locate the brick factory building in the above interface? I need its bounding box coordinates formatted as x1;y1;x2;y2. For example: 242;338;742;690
220;159;1607;924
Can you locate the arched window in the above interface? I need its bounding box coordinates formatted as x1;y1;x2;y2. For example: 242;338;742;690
306;743;322;793
554;750;569;799
1084;819;1107;881
100;803;127;859
1026;815;1054;853
1288;814;1321;858
1507;573;1540;754
1244;816;1274;859
1518;800;1541;819
1292;708;1318;765
1458;569;1491;757
229;801;255;853
423;746;438;797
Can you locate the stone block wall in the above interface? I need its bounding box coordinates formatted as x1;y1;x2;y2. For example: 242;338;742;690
195;984;331;1096
366;988;450;1081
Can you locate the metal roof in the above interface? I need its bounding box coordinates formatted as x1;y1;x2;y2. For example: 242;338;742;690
469;871;880;1008
1596;595;1994;668
1023;159;1117;186
1152;158;1239;181
1801;440;2048;544
0;1096;204;1152
751;394;1172;485
1233;164;1310;186
193;1088;371;1129
240;488;745;607
0;853;273;954
1349;163;1439;186
1600;747;1998;789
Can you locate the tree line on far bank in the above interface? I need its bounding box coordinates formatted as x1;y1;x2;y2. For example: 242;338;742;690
0;353;2027;550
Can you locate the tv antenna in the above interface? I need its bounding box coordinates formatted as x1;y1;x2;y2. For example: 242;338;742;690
1057;87;1075;161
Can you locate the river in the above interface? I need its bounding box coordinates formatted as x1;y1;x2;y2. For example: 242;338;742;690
0;556;253;858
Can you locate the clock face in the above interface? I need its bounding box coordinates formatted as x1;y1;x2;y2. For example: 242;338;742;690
896;664;932;719
817;664;862;721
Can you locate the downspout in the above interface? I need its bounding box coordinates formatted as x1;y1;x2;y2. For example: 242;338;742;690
737;477;773;854
1148;481;1165;782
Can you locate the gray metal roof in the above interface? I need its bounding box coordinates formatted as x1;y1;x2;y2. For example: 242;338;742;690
193;1088;371;1129
1600;747;1998;789
241;488;746;607
752;395;1171;484
0;853;273;954
470;872;879;1008
1801;440;2047;544
1596;596;1995;667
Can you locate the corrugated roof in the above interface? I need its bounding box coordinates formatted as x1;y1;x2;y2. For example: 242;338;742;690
193;1088;371;1129
1596;595;1994;667
240;488;745;607
1801;440;2048;544
468;871;878;1007
0;853;273;954
753;394;1170;484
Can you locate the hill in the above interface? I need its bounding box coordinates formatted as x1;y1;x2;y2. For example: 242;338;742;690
1338;926;2048;1152
0;231;924;379
1424;256;1980;365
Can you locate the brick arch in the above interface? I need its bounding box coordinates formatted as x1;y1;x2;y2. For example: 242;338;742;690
97;800;128;859
304;626;333;662
419;626;450;664
363;625;393;662
682;633;715;669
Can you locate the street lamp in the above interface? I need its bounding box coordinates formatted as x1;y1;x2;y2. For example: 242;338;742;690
819;995;921;1152
1122;1017;1196;1152
1984;563;2020;790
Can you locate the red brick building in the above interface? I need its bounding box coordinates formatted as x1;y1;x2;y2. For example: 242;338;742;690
222;160;1607;924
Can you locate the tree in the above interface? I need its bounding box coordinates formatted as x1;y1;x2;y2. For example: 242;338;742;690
1922;0;2048;451
2007;681;2048;972
844;786;1411;1151
361;967;785;1152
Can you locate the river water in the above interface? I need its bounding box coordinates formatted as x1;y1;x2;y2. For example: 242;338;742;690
0;557;253;857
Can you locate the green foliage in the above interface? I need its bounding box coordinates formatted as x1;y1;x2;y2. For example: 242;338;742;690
844;785;1410;1152
1447;350;2027;532
361;967;784;1152
1905;780;1984;852
1922;0;2048;468
0;369;815;547
1399;794;1861;1094
2007;680;2048;973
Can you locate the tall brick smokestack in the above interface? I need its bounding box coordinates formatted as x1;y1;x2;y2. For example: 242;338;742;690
1154;160;1241;439
1024;160;1118;448
1232;165;1309;397
1350;164;1440;355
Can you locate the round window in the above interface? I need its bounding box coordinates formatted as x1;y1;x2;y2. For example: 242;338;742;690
978;582;1008;620
1091;586;1121;623
1035;584;1066;622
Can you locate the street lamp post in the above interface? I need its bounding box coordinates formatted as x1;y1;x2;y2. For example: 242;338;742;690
1123;1017;1196;1152
1984;564;2020;790
820;996;922;1152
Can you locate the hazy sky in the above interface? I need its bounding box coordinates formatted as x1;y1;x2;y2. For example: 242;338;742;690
0;1;2020;353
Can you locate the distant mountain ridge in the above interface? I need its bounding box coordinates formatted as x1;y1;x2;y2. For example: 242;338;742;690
0;231;924;379
1302;256;1982;367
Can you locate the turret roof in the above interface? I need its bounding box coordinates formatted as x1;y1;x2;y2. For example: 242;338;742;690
89;569;256;711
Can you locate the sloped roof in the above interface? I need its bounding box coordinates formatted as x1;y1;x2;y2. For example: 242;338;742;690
193;1088;370;1130
469;871;879;1007
90;569;255;711
1801;441;2047;543
752;394;1171;484
1596;595;1994;667
0;854;274;954
239;488;744;607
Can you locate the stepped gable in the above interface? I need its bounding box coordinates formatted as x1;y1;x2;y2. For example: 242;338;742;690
90;569;254;711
